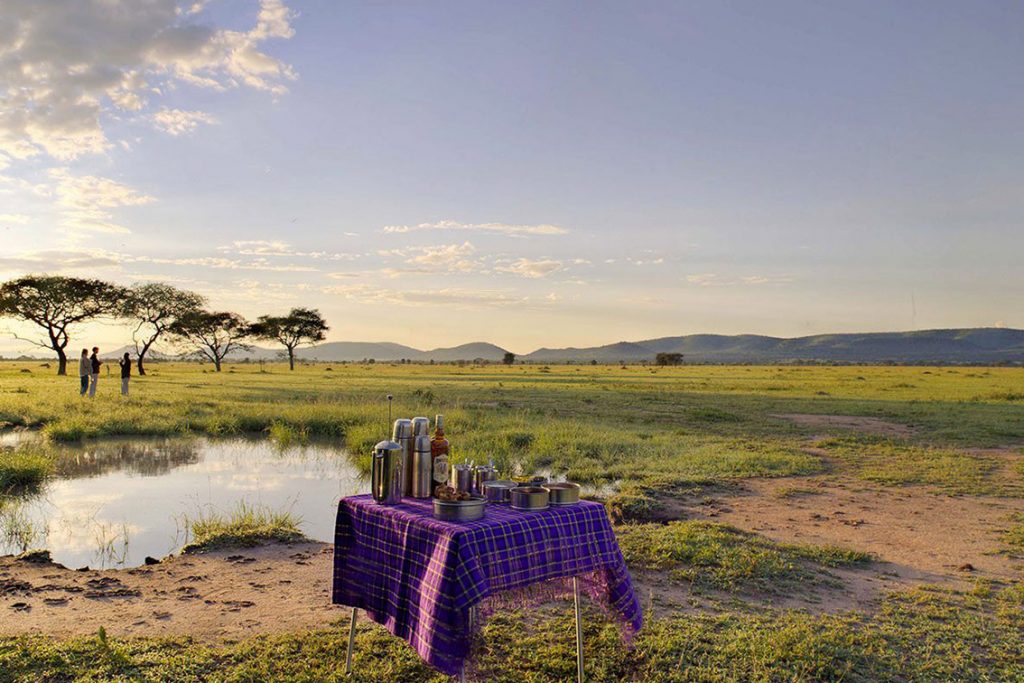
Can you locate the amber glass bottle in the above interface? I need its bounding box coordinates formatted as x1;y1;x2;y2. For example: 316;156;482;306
431;414;450;489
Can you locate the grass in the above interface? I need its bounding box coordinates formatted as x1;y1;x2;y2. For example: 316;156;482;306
0;362;1022;680
0;447;53;493
181;502;304;552
1006;515;1024;551
0;585;1020;682
617;520;871;592
816;435;1016;495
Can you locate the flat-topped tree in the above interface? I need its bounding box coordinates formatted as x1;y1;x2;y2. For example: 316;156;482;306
168;310;251;372
122;283;206;376
0;275;126;375
250;307;329;370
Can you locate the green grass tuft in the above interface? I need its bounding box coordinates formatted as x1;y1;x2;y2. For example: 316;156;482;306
182;502;304;552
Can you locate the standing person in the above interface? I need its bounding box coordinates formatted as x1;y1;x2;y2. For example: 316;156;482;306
78;348;90;396
88;347;101;397
119;352;131;396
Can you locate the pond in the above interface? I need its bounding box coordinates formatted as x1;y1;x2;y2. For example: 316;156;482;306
0;435;367;569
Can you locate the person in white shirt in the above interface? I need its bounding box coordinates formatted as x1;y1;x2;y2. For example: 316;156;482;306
78;349;90;396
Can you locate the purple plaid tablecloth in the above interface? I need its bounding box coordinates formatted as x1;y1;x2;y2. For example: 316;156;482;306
332;495;642;675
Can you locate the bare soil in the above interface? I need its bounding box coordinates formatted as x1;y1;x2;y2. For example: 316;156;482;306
0;543;343;640
771;413;916;438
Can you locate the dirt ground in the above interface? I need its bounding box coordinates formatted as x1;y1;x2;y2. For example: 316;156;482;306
770;413;917;438
0;543;343;640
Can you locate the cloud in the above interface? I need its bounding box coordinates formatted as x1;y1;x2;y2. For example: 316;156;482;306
377;241;479;276
685;273;794;286
495;257;563;279
136;255;317;272
0;0;296;162
382;220;568;237
152;108;217;135
49;168;155;234
323;284;559;310
0;213;30;224
218;239;360;261
0;249;123;274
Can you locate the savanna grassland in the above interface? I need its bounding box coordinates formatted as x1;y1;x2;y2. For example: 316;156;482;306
1;361;1023;682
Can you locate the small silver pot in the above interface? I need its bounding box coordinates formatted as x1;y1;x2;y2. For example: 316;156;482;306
544;482;580;506
482;480;518;503
510;486;549;511
433;496;487;522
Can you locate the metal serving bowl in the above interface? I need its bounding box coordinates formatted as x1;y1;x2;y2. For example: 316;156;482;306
433;496;487;522
509;486;549;511
544;482;580;506
482;480;518;503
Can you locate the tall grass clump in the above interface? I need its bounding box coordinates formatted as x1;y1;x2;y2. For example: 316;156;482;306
0;448;53;492
182;502;303;552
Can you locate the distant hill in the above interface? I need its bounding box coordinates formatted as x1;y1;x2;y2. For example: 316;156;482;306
522;328;1024;364
42;328;1024;365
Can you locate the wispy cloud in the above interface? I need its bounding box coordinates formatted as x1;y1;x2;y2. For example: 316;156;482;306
377;241;479;276
0;213;30;225
495;257;564;279
0;249;123;274
152;109;217;135
218;240;359;261
382;220;568;237
137;256;317;273
49;169;155;235
322;283;559;309
685;273;794;287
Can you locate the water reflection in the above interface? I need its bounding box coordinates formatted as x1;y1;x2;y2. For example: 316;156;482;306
54;440;201;478
0;436;367;568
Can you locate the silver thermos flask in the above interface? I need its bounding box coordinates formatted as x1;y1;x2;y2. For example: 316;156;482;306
412;416;430;440
392;418;414;496
411;435;433;498
371;440;403;505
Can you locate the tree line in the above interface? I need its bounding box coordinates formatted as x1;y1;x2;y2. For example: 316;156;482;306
0;275;328;375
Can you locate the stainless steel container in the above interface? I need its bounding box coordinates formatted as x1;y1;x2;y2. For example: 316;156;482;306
392;419;414;496
473;464;498;494
482;480;517;503
371;440;403;505
433;496;487;522
452;463;474;495
410;435;433;499
412;416;430;439
544;482;580;506
510;486;549;511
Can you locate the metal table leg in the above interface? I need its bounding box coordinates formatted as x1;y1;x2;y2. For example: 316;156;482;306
573;577;584;683
345;606;357;676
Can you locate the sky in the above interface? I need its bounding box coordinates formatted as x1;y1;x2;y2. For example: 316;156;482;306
1;0;1022;355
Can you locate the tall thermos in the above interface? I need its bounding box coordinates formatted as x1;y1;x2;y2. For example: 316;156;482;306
411;435;433;498
392;418;414;496
371;440;403;505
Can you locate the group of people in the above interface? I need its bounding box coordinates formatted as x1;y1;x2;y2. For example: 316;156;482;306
78;348;132;397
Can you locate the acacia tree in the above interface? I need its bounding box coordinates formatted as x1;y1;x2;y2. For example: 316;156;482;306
0;275;126;375
168;310;251;372
249;307;329;370
122;283;206;376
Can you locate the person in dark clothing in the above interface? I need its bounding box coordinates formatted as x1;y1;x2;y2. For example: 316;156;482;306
119;352;131;396
89;347;101;397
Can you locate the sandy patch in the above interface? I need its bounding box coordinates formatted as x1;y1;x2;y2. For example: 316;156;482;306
771;413;915;438
669;478;1024;583
0;542;343;640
